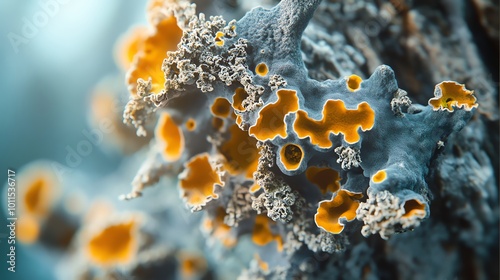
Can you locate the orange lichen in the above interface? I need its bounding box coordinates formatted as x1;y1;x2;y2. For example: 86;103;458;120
178;252;208;279
254;254;269;273
306;167;341;194
372;170;387;183
185;118;197;131
210;97;232;118
17;216;40;244
314;190;363;234
115;26;148;70
24;178;49;215
294;100;375;146
249;89;299;141
402;199;427;218
221;125;259;179
87;220;137;266
428;81;477;111
279;144;303;171
255;63;269;76
252;215;283;251
214;31;225;46
346;75;362;91
203;207;237;247
232;87;248;111
179;154;223;209
155;112;184;161
212;117;224;131
249;183;262;193
127;16;183;96
19;165;58;218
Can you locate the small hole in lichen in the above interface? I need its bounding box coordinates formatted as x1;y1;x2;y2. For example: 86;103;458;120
280;144;303;170
186;119;196;131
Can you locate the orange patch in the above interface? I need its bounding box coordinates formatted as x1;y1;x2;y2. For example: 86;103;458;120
155;112;184;161
221;125;259;179
315;190;363;234
249;89;299;141
346;75;362;91
371;170;387;183
87;220;137;266
232;87;248;111
127;16;183;96
256;63;269;77
115;26;148;70
252;215;283;251
428;81;477;111
185;118;196;131
305;167;341;194
210;98;232;118
294;100;375;146
203;207;237;247
17;216;40;244
179;154;223;209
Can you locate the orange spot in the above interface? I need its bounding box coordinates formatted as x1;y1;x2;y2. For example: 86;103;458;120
314;190;363;234
294;100;375;147
249;183;261;193
252;215;283;252
179;253;208;278
255;254;269;272
127;16;183;96
236;115;243;126
215;31;225;46
17;216;40;244
155;112;184;161
249;89;299;141
19;165;58;218
256;63;269;76
210;98;232;118
306;167;341;194
212;117;224;131
87;220;137;266
402;199;426;218
221;125;259;179
372;170;387;183
180;154;223;209
279;144;303;171
203;207;237;247
429;81;477;111
186;118;197;131
115;26;148;70
24;179;48;215
346;75;362;91
232;87;248;111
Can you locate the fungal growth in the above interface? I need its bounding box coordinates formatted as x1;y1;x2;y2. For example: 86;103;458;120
78;0;493;278
87;220;137;266
155;112;184;161
315;190;363;234
346;75;362;92
294;100;375;146
249;89;299;141
9;0;497;279
179;153;223;211
429;81;478;111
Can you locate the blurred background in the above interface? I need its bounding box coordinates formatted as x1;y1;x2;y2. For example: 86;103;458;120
0;1;147;278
